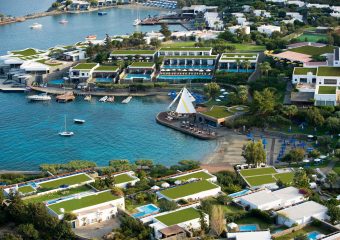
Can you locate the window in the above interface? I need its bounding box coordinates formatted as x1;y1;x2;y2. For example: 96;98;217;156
312;78;316;83
300;78;307;83
324;79;337;85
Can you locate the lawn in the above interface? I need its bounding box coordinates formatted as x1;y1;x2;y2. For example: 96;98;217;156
38;173;92;190
155;207;201;226
48;191;120;215
296;33;328;42
130;62;155;67
11;48;40;56
173;171;213;181
289;45;334;56
235;216;272;230
24;185;92;204
222;204;246;214
159;180;219;200
114;174;135;184
240;167;277;177
318;86;337;94
18;185;35;194
111;50;156;55
245;175;277;186
95;65;119;71
317;67;340;77
36;59;62;66
274;173;294;184
72;63;97;70
333;161;340;176
275;225;332;240
293;67;317;75
203;106;233;118
161;41;196;48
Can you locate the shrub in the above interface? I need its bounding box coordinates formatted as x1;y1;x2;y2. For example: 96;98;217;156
158;199;178;212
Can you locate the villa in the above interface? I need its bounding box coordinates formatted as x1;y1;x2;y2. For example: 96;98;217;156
276;201;329;227
257;25;281;35
253;10;271;18
69;63;99;82
121;62;156;83
158;47;213;57
204;12;223;30
234;187;306;210
61;49;87;62
156;180;221;201
67;0;90;11
92;65;120;84
113;171;140;188
169;169;217;183
46;190;125;228
181;5;218;18
287;0;305;7
141;207;209;239
217;53;258;73
110;50;157;62
228;25;251;35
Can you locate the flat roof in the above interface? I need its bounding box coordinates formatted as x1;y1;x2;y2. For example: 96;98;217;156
11;48;45;57
293;67;317;75
18;185;35;194
273;51;312;63
38;173;92;189
164;55;217;59
318;86;337;94
48;191;120;215
172;171;213;181
239;189;280;205
317;67;340;77
221;53;257;59
277;201;328;221
155;207;201;226
72;63;98;70
159;47;212;51
95;65;119;72
129;62;155;68
114;173;135;184
111;50;156;55
159;180;219;199
272;186;303;202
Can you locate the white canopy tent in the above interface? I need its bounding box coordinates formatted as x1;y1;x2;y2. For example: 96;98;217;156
168;87;196;114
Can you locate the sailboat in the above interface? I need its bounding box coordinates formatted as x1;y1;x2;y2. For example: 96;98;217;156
59;115;74;136
133;5;141;26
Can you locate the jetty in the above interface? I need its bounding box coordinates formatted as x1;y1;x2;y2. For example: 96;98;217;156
0;87;28;93
56;91;75;102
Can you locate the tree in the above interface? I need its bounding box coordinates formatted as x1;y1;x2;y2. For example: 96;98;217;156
104;34;113;51
160;23;171;39
293;170;310;189
158;199;178;212
242;60;251;72
204;82;220;99
216;195;232;205
17;224;39;240
89;0;98;7
281;105;298;119
210;205;224;236
306;107;324;127
52;2;61;8
260;62;271;77
242;140;266;167
328;205;340;224
326;172;337;190
111;187;124;197
325;117;340;133
252;88;276;116
109;160;131;172
282;148;305;164
135;159;153;168
2;233;23;240
294;234;308;240
150;38;161;48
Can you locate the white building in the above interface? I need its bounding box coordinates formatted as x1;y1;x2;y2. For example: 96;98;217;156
266;0;286;3
236;187;306;210
231;12;245;18
253;10;271;18
242;5;251;12
287;1;305;7
307;3;330;9
158;47;213;57
277;201;329;227
236;17;248;25
61;49;87;61
169;169;217;183
47;190;125;228
257;25;281;35
113;171;140;188
286;12;303;22
204;12;223;30
144;207;209;239
228;25;251;35
227;230;271;240
69;63;99;82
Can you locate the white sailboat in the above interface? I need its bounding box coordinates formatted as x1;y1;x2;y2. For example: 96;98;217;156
133;5;141;26
27;93;51;101
168;87;196;114
59;115;74;136
30;23;42;29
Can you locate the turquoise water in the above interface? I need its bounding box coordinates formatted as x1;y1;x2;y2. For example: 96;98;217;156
95;78;113;83
0;93;217;170
125;74;151;80
158;75;213;80
307;231;320;240
49;79;65;85
239;224;258;231
228;189;252;198
132;204;160;218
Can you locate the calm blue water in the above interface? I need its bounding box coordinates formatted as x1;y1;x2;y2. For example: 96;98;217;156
0;7;185;54
0;0;55;16
132;204;159;218
0;93;216;170
228;189;252;198
307;231;321;240
239;224;258;231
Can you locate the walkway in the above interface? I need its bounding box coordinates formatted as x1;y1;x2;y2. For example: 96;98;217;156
73;218;120;240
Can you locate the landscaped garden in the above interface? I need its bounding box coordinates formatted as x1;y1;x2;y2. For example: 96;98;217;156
155;207;201;226
38;173;92;189
114;173;135;184
203;106;233;118
318;86;337;94
289;45;334;56
18;185;36;194
274;224;333;240
172;171;213;181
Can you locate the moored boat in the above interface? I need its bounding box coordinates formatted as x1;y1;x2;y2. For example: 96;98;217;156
30;23;42;29
122;96;132;104
74;119;85;124
56;91;75;103
107;96;115;102
98;12;107;16
99;96;108;102
85;35;97;40
27;93;51;101
84;95;91;101
59;19;68;24
59;116;74;137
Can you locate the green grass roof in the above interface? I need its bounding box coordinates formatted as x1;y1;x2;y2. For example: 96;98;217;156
73;63;98;70
289;45;334;56
111;50;156;55
11;48;40;57
38;173;92;189
114;173;135;184
155;207;201;226
95;65;119;72
48;191;120;215
18;185;35;194
203;106;233;119
160;47;212;51
221;53;257;60
294;67;317;75
129;62;155;68
245;175;276;186
173;171;213;181
159;180;219;200
240;167;276;177
164;55;217;59
317;67;340;77
318;86;337;94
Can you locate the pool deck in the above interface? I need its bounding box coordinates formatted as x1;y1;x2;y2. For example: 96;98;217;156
156;111;218;140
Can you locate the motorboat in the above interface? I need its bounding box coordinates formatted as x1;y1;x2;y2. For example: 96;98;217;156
59;115;74;137
107;96;115;102
99;96;108;102
59;19;68;24
74;119;85;124
30;23;42;29
122;96;132;104
56;91;75;103
98;11;107;16
85;35;97;40
133;18;141;26
27;93;51;101
84;95;91;101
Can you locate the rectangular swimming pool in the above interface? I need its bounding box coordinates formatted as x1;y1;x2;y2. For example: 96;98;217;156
48;79;64;85
228;189;252;198
239;224;258;231
158;75;213;80
132;204;160;218
307;231;321;240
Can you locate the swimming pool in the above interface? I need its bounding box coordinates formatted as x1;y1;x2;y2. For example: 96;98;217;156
95;78;113;83
307;231;321;240
162;65;215;70
158;75;213;80
124;74;151;80
132;204;159;218
48;79;64;85
239;224;258;231
228;189;252;198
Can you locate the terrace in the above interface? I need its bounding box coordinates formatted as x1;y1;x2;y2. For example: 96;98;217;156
317;67;340;77
155;207;201;227
114;173;135;184
129;62;155;68
293;67;317;75
172;171;213;181
48;191;120;215
111;50;156;55
289;45;334;56
72;63;98;70
317;86;337;94
94;65;119;72
38;173;93;190
11;48;45;57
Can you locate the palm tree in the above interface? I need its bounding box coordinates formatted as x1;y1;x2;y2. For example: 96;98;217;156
194;21;199;30
214;21;220;30
200;22;206;30
242;60;251;72
236;59;241;72
260;62;272;77
326;173;337;190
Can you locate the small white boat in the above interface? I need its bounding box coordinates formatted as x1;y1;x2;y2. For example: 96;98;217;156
133;18;141;26
59;19;68;24
74;119;85;124
59;115;74;137
84;95;91;101
99;96;108;102
27;93;51;101
122;96;132;104
30;23;42;29
85;35;97;40
107;96;115;102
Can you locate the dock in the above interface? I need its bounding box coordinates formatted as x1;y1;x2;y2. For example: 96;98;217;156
156;112;217;140
0;87;28;93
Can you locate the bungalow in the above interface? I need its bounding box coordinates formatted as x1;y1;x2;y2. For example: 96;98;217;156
253;10;271;18
92;65;120;84
277;201;329;227
69;63;99;83
46;190;125;228
61;49;87;62
218;53;258;72
228;25;251;35
158;47;213;57
67;0;90;11
122;62;156;83
287;0;305;7
204;12;223;30
181;5;218;18
110;50;157;62
113;171;140;188
257;25;280;35
156;180;221;201
143;207;209;239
